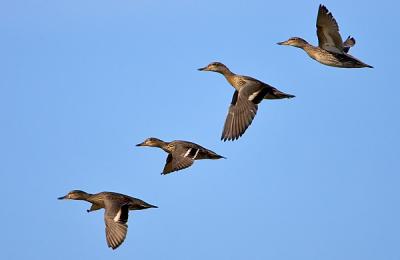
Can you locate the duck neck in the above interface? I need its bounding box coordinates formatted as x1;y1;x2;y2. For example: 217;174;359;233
86;193;104;205
218;68;235;82
77;192;92;201
302;44;320;59
153;140;170;151
302;43;316;51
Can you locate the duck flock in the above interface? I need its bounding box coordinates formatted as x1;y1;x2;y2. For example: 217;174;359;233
58;4;373;250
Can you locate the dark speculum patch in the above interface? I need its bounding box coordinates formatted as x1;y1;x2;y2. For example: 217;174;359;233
231;90;239;105
188;148;198;158
119;204;129;223
252;88;269;104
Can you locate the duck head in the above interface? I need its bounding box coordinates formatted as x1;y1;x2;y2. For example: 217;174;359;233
136;137;165;147
58;190;90;200
277;37;309;48
198;62;231;74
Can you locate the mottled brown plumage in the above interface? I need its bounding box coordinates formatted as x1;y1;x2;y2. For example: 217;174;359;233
278;5;372;68
136;137;225;174
58;190;157;250
198;62;295;141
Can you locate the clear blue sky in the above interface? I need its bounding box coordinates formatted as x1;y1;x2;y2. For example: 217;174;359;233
1;0;399;259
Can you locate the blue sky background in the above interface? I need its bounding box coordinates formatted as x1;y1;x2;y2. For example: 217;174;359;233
1;0;399;259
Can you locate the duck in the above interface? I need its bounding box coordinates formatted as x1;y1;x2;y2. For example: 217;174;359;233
136;137;225;174
198;62;295;141
278;4;373;68
58;190;157;250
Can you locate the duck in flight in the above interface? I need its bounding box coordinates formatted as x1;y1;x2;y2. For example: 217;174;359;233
278;4;373;68
58;190;157;250
136;138;225;174
198;62;295;141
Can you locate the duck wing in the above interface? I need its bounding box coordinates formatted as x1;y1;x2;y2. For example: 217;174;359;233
162;153;194;175
104;200;129;250
221;85;269;141
343;36;356;53
169;141;225;160
316;4;344;54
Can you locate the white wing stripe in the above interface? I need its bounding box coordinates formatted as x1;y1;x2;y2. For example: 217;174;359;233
184;148;192;158
113;209;121;222
192;149;200;159
248;90;262;101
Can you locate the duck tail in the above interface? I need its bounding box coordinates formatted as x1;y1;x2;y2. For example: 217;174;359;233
138;200;158;209
210;154;226;160
265;88;295;99
145;203;158;209
353;58;373;68
280;92;296;99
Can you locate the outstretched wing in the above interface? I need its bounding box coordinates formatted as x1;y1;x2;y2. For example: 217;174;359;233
316;4;344;54
343;36;356;53
104;201;129;250
221;86;269;141
162;153;194;175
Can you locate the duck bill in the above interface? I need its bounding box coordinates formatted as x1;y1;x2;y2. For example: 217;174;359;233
58;195;68;200
136;142;145;147
277;41;287;45
197;66;208;71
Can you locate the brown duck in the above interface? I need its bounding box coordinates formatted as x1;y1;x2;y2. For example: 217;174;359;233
58;190;157;250
278;5;373;68
198;62;295;141
136;137;225;174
